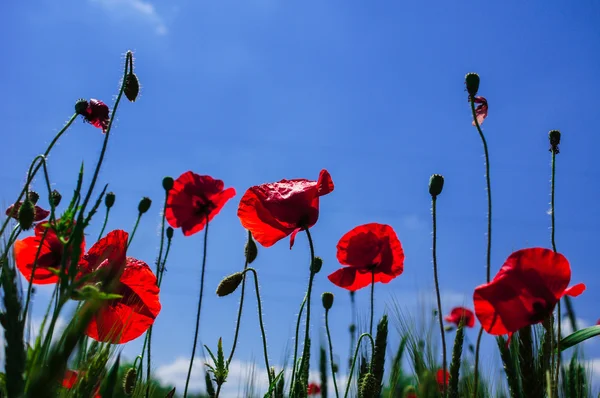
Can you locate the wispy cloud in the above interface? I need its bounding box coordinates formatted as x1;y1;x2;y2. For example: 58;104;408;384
91;0;168;35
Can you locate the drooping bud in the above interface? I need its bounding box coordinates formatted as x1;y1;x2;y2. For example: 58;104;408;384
86;99;110;131
359;373;377;397
122;367;137;396
245;234;258;264
465;73;480;97
162;176;174;192
74;98;89;115
310;256;323;273
216;272;244;297
429;174;444;198
166;227;174;239
124;73;140;102
18;199;35;230
105;192;116;209
549;130;561;154
138;197;152;214
51;189;62;207
27;191;40;205
322;292;334;310
349;324;356;333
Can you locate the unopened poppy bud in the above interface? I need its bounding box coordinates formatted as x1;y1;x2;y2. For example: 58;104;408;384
18;199;35;230
444;325;455;332
138;197;152;214
216;272;244;297
429;174;444;197
311;256;323;273
549;130;561;154
359;373;377;397
162;176;174;192
322;292;334;310
51;189;62;207
245;234;258;264
123;367;137;396
332;363;339;373
349;324;356;333
124;73;140;102
27;191;40;205
105;192;116;209
74;98;89;115
465;73;480;97
166;227;174;239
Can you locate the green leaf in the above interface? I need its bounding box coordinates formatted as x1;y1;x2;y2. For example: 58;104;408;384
559;325;600;352
263;370;284;398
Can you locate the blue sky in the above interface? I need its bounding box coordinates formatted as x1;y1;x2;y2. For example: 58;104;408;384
2;0;600;395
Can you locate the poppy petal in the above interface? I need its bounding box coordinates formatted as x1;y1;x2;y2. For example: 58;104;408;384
328;267;373;291
563;283;585;297
14;236;60;284
238;189;295;247
79;230;128;276
289;227;302;249
316;169;334;197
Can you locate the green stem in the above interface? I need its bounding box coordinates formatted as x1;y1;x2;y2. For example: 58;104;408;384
348;291;356;375
344;333;375;398
470;95;493;397
325;309;340;398
127;213;142;248
0;114;77;239
289;296;307;395
242;268;272;384
432;196;447;397
300;229;317;386
97;207;111;241
227;231;251;364
369;272;375;336
550;150;560;398
22;228;50;321
157;236;172;287
183;218;210;398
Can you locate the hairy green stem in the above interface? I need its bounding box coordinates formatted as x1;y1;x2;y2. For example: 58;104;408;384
227;231;251;364
184;218;210;398
432;196;447;397
550;150;560;398
22;228;49;321
127;213;142;249
369;271;375;337
299;229;317;389
289;296;307;395
325;308;340;398
344;333;375;398
97;207;111;241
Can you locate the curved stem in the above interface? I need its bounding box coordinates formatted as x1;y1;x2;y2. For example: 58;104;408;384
127;213;142;248
242;268;272;384
0;114;77;239
325;309;340;398
227;231;251;364
550;150;561;397
97;207;111;241
343;333;375;398
432;196;447;397
470;95;493;397
289;296;307;395
183;218;210;398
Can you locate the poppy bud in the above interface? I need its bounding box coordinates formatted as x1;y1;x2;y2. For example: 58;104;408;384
465;73;480;97
162;176;174;192
429;174;444;198
74;98;89;115
18;199;35;230
105;192;116;209
549;130;561;154
138;197;152;214
332;363;339;373
322;292;334;310
311;256;323;273
349;324;356;333
166;227;174;240
124;73;140;102
245;234;258;264
216;272;244;297
123;367;137;396
359;373;377;397
444;325;455;332
27;191;40;205
51;189;62;207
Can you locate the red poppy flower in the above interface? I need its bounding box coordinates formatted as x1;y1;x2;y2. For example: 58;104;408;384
165;171;236;237
328;223;404;291
5;202;50;223
82;99;110;131
472;96;488;126
62;370;101;397
436;369;449;391
597;319;600;326
307;382;321;396
473;248;585;338
405;391;417;398
14;221;85;285
79;230;161;344
444;307;476;328
237;169;334;249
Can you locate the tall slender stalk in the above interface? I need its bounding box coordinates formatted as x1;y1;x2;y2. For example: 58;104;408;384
369;271;375;336
549;134;561;397
344;333;375;398
431;194;447;397
325;308;340;398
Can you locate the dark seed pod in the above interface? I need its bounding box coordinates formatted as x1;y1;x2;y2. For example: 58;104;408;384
124;73;140;102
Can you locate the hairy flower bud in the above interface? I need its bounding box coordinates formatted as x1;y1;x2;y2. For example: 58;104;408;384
27;191;40;205
322;292;334;310
166;227;174;239
429;174;444;198
245;234;258;264
18;199;35;230
549;130;561;154
311;256;323;273
74;98;89;115
359;373;377;397
216;272;244;297
138;197;152;214
349;324;356;333
123;367;137;396
465;73;480;97
162;176;174;192
124;73;140;102
51;189;62;207
105;192;116;209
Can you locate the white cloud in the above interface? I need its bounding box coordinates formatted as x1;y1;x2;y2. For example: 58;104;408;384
91;0;168;35
560;317;591;337
155;357;348;398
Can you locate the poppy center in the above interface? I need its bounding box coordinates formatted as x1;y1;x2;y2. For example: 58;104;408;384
529;300;553;324
194;198;216;217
